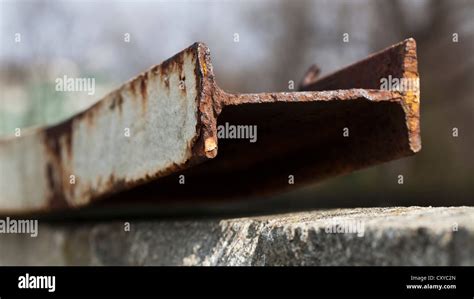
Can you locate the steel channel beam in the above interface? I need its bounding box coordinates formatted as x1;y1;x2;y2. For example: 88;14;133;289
0;39;420;214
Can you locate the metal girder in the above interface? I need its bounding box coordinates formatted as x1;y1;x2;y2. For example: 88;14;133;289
0;39;420;214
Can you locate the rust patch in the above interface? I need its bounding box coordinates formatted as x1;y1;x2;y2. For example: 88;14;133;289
139;73;148;114
140;73;148;100
151;64;161;76
44;118;74;159
43;118;75;210
109;92;124;114
45;162;69;210
191;42;219;159
104;173;128;194
124;70;149;115
160;48;186;76
41;101;83;209
130;80;136;95
74;104;97;128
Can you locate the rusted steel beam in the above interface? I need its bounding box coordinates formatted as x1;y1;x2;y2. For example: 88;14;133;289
0;39;420;214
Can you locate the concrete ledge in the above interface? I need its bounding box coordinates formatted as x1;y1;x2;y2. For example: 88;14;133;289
0;207;473;266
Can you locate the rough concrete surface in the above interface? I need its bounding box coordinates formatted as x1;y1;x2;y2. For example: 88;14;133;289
0;207;473;266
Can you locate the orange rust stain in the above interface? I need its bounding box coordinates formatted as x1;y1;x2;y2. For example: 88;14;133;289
401;38;421;152
201;61;207;77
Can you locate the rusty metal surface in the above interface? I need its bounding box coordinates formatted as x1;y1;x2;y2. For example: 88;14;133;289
0;39;420;214
299;38;420;152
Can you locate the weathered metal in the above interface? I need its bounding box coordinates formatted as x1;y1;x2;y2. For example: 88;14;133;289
0;39;420;214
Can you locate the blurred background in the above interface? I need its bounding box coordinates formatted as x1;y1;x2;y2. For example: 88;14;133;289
0;0;473;212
